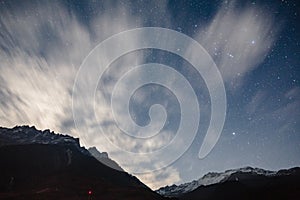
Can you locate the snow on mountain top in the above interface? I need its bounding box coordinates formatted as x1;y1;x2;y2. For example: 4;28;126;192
0;125;88;155
156;166;277;197
0;126;122;168
0;125;129;174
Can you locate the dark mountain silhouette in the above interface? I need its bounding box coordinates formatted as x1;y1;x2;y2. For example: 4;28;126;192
1;125;300;200
157;167;300;200
0;126;164;199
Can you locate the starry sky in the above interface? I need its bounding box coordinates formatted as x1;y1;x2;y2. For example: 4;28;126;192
0;0;299;189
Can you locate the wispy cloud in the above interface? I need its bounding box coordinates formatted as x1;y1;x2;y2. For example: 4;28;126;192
0;0;177;189
138;166;181;190
245;86;300;132
195;1;280;90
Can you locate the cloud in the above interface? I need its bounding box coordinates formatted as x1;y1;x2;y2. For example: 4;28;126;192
272;87;300;124
0;49;73;130
245;90;268;115
0;0;178;189
195;1;280;90
245;87;300;131
137;166;181;190
0;1;87;136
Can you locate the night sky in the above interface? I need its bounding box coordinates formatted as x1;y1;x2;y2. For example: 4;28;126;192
0;0;299;189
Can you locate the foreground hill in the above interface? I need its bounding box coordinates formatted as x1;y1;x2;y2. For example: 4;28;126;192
0;126;164;200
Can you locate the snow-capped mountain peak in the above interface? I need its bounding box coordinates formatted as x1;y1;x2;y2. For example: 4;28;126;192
156;166;277;197
0;125;124;171
0;125;89;155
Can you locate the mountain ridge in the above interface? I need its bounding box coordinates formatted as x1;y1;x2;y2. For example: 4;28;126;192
0;125;164;199
1;125;299;199
156;166;300;198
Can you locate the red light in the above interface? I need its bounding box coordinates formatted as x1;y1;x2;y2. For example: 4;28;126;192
88;190;92;195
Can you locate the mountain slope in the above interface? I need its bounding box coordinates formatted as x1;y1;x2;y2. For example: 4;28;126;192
157;167;300;200
180;167;300;200
88;147;124;172
156;166;276;197
0;126;164;200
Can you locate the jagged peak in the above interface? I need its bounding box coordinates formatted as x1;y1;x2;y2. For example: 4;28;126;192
88;146;124;172
0;125;87;155
88;146;109;158
156;166;285;197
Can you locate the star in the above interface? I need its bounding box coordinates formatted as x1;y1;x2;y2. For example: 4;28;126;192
227;53;234;58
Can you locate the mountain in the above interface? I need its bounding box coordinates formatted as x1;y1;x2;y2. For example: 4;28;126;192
0;125;88;155
156;166;276;197
0;126;164;200
2;126;299;199
88;147;124;172
157;166;300;200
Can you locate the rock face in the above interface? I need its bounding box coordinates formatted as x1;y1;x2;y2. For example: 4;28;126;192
0;126;164;200
88;147;124;172
0;126;88;155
